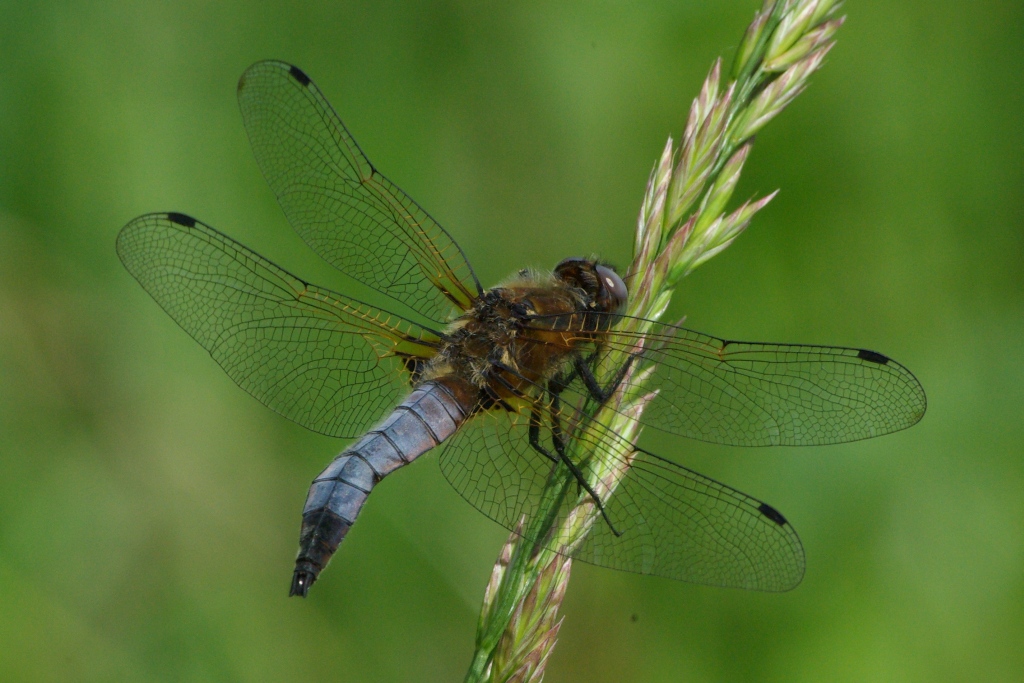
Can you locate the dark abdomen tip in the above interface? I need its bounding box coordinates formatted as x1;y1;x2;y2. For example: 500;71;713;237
290;565;317;597
290;508;352;597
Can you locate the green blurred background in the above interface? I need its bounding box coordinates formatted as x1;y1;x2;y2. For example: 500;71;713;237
1;1;1022;681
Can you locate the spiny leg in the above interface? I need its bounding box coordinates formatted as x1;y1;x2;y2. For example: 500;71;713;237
487;366;557;467
492;363;622;536
546;384;622;537
548;347;640;405
547;349;591;395
528;400;558;465
572;350;642;404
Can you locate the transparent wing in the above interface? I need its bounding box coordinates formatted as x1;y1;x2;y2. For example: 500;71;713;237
438;392;804;591
237;60;481;326
116;212;440;438
525;313;927;446
577;445;804;590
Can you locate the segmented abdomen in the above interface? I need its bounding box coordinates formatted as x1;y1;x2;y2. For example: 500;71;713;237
290;379;473;596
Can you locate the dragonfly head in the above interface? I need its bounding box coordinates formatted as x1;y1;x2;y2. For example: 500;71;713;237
554;257;628;315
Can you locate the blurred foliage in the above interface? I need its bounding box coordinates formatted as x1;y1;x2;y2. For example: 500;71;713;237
1;1;1022;682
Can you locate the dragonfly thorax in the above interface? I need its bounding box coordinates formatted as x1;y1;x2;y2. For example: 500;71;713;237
423;263;621;401
427;277;560;386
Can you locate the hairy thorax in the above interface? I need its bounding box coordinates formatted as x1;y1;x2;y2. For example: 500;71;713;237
423;271;589;400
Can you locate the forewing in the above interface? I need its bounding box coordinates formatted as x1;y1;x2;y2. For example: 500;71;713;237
116;212;439;438
237;60;481;326
527;314;927;446
438;393;804;591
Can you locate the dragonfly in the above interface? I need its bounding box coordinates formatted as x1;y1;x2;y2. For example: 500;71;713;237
117;61;926;598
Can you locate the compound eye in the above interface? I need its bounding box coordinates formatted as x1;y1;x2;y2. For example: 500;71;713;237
595;264;628;313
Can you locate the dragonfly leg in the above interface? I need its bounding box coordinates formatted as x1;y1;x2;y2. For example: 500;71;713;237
547;352;586;395
547;390;622;537
573;350;641;404
527;401;558;464
493;362;622;536
488;366;556;468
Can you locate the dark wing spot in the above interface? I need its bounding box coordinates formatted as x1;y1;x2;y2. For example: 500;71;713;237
474;387;497;412
857;349;890;365
166;212;196;227
402;356;425;384
288;65;311;86
758;502;788;526
475;386;514;414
